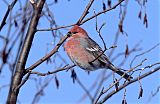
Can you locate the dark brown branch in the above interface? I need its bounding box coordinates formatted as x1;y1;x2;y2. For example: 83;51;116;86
30;65;76;76
37;0;95;31
94;10;107;50
81;0;125;25
37;0;124;32
94;59;147;103
89;17;107;63
25;34;72;74
0;0;17;31
77;0;95;25
94;87;104;104
97;66;160;104
7;0;46;103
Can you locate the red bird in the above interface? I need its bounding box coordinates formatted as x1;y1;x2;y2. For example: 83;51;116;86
64;25;132;80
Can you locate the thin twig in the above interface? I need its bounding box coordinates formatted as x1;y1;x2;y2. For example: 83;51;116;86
30;65;75;76
94;10;106;50
97;66;160;104
77;0;95;25
130;43;160;68
25;34;72;74
0;0;17;31
37;0;124;32
81;0;125;25
94;59;147;103
7;0;46;103
131;62;160;74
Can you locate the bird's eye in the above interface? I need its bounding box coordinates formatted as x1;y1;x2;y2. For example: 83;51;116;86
67;31;78;37
68;31;77;34
70;32;78;34
73;32;78;34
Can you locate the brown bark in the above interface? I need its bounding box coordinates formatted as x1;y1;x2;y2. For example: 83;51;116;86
6;0;46;103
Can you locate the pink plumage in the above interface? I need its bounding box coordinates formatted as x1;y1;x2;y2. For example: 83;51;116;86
64;25;132;81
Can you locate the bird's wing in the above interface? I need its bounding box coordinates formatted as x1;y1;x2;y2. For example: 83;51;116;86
85;37;132;80
85;37;103;52
85;37;111;65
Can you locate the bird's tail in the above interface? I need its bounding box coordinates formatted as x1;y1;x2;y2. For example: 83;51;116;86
108;64;132;81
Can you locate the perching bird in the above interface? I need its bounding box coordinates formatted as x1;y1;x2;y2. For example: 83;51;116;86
64;25;132;80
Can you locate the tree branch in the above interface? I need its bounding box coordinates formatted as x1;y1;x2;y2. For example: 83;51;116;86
29;65;75;76
97;66;160;104
81;0;125;25
25;34;72;74
77;0;95;25
0;0;17;31
37;0;125;31
7;0;46;103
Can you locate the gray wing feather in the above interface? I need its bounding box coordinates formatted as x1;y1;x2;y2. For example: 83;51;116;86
84;37;132;80
85;37;111;65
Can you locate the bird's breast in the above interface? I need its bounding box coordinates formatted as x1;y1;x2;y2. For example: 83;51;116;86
64;38;81;49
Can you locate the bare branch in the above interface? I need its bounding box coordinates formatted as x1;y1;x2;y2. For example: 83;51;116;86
130;43;160;68
77;0;95;25
7;0;46;103
37;0;125;32
25;34;73;74
81;0;125;25
30;65;75;76
94;59;147;103
0;0;17;31
97;66;160;104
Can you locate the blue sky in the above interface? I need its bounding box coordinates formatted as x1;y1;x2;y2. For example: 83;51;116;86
0;0;159;104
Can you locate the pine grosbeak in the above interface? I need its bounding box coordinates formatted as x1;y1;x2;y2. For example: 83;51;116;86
64;25;132;80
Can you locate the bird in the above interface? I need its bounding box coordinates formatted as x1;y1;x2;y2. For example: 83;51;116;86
64;25;132;81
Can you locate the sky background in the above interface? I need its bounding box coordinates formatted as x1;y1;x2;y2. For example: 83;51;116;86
0;0;160;104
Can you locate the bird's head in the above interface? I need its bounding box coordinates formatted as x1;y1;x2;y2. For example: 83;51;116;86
67;25;88;38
